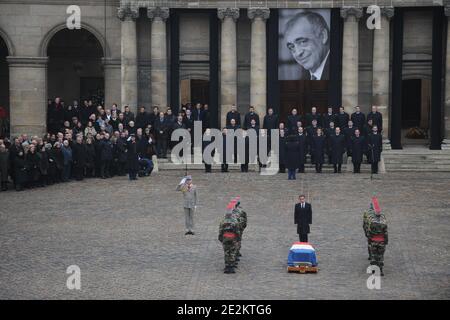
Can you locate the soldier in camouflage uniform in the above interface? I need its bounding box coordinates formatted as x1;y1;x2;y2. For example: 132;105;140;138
231;197;247;261
363;207;376;260
366;197;388;276
218;204;241;274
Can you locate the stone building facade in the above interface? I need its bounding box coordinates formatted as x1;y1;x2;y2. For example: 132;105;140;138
0;0;448;150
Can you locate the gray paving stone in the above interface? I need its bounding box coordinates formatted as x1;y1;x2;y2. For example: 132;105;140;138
0;171;449;299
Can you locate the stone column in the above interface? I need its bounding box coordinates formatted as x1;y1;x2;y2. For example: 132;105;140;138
102;58;122;110
443;5;450;149
7;56;48;137
340;7;363;109
248;8;270;118
372;7;394;148
117;4;139;113
148;7;169;110
218;8;239;127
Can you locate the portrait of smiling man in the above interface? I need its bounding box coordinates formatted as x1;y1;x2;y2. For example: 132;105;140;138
280;10;330;81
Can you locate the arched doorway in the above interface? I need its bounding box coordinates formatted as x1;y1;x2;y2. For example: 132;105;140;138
46;28;104;112
0;35;9;138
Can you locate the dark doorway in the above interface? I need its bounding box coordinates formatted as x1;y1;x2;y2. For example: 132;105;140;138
401;79;421;128
80;77;104;105
47;28;104;108
190;79;210;105
0;36;9;138
279;80;328;123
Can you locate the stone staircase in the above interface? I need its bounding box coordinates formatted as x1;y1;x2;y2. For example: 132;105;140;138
152;146;450;173
382;147;450;172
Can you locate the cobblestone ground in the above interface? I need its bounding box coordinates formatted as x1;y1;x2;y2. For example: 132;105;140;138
0;170;449;300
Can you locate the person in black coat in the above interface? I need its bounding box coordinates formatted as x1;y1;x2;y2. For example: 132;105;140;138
343;121;356;157
306;119;320;163
350;129;366;173
278;124;287;173
49;142;64;183
367;106;383;134
367;126;383;174
305;107;322;127
154;112;169;158
126;135;139;180
135;106;149;129
243;106;260;130
84;138;96;177
284;135;300;180
287;109;301;135
72;136;87;181
311;128;326;173
100;134;113;178
296;127;307;173
329;127;346;173
294;195;312;242
13;150;27;191
322;107;336;130
115;134;128;176
336;107;350;129
202;129;214;173
25;145;41;188
351;106;366;130
221;128;229;173
226;105;241;127
263;108;279;134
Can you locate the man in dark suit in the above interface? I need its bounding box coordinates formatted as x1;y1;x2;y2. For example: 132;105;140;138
330;127;346;173
294;195;312;242
263;108;279;133
351;106;366;130
367;106;383;134
367;125;383;174
284;11;330;81
226;105;241;127
243;106;260;129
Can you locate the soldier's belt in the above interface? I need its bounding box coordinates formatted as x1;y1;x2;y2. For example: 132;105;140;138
223;232;237;239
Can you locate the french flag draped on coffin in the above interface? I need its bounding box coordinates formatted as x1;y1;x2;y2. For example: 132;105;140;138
287;242;318;267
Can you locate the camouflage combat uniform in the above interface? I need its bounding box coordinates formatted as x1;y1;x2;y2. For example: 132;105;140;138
367;213;388;276
363;208;376;260
232;203;247;259
218;213;240;274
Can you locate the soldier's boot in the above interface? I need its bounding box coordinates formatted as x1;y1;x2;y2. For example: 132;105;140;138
235;256;240;262
224;266;231;274
229;267;236;274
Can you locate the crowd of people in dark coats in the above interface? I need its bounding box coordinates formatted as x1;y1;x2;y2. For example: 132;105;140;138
220;105;384;179
0;97;384;192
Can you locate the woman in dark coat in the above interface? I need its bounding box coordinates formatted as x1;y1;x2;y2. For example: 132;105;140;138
39;144;50;186
126;135;139;180
84;138;96;177
100;134;113;179
13;150;27;191
72;136;87;181
49;142;64;184
311;128;326;173
25;144;41;188
284;135;300;180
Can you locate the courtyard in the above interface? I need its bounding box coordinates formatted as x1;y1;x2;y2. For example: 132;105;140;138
0;170;449;299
